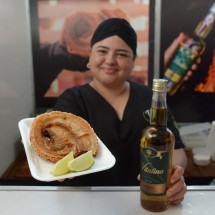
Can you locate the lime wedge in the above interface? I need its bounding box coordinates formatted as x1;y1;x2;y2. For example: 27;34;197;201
67;150;95;172
50;151;74;176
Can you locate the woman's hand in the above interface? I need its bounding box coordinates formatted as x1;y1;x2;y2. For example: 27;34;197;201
164;33;187;68
137;165;187;205
166;165;187;205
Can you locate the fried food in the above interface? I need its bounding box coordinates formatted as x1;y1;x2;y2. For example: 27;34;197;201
30;111;99;162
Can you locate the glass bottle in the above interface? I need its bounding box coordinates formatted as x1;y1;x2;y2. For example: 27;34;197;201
140;79;175;212
164;3;215;96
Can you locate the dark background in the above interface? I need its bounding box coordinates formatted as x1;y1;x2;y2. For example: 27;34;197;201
160;0;215;122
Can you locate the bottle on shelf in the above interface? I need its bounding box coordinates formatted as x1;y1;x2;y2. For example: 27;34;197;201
164;3;215;96
140;79;175;212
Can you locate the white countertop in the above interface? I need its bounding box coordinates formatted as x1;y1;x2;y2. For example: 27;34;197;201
0;186;215;215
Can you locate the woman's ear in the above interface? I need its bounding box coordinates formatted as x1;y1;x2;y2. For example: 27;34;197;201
87;62;91;69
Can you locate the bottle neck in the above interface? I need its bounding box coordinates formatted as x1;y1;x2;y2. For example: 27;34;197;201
150;91;167;127
194;9;215;39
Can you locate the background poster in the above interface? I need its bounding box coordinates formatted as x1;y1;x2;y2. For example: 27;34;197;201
30;0;151;108
161;0;215;122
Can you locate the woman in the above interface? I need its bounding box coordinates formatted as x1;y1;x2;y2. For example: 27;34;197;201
54;18;187;205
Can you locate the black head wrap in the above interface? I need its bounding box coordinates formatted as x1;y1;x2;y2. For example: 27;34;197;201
90;18;137;57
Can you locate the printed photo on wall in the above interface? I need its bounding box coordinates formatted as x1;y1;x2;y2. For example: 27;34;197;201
30;0;152;108
160;0;215;122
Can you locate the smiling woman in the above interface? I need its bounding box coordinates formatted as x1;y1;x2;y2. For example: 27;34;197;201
53;19;187;208
84;20;136;124
89;36;135;94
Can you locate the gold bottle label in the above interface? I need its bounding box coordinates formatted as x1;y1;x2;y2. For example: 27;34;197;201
140;180;167;194
140;147;169;196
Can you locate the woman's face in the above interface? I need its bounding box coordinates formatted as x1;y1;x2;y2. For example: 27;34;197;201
89;35;135;87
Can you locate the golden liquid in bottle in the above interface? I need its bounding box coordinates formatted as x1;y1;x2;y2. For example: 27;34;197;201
140;107;175;212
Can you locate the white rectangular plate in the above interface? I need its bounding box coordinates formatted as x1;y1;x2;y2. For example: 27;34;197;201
18;118;116;182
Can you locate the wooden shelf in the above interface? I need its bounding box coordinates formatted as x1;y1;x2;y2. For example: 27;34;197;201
1;152;33;180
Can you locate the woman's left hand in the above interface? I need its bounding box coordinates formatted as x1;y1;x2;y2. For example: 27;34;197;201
137;165;187;205
166;165;187;205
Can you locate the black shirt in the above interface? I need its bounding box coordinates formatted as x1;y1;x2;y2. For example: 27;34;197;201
54;82;184;186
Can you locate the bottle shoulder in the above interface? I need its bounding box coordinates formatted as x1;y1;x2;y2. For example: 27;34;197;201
142;126;174;139
141;126;175;147
143;125;172;133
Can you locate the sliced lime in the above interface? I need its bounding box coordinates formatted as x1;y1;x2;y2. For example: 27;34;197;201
50;151;74;176
67;150;95;172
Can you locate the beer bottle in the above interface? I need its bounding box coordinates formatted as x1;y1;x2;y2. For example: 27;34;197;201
164;3;215;95
140;79;175;212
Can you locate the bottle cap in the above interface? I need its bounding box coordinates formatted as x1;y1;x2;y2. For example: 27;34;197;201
152;79;167;92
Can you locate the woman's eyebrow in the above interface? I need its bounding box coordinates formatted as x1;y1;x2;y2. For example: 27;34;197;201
96;45;108;49
116;49;131;53
96;45;130;53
